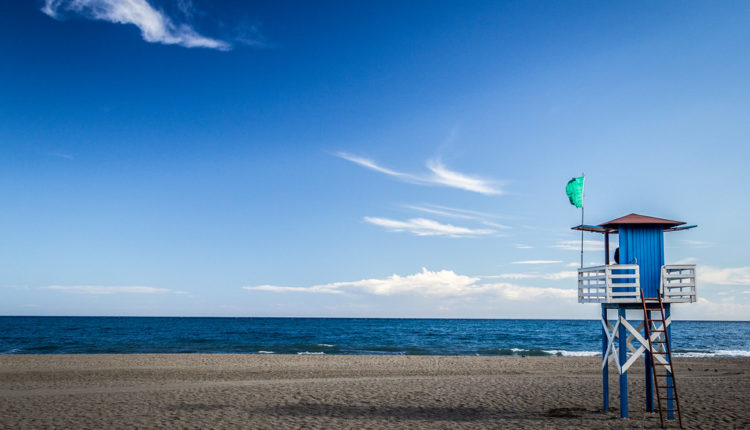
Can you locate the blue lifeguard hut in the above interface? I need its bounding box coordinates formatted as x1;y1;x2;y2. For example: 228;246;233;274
574;213;697;428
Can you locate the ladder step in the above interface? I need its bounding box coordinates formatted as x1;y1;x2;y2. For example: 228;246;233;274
642;295;682;426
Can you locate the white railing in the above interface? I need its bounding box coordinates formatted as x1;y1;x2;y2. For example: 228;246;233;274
661;264;697;303
578;264;641;304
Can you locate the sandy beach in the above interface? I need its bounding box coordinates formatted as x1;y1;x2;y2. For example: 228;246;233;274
0;354;747;429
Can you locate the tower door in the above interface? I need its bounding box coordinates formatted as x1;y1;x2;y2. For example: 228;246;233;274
618;226;664;298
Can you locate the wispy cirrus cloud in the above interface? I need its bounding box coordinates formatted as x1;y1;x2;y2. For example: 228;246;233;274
45;285;183;294
41;0;231;50
684;240;714;248
244;268;575;300
404;204;491;221
47;151;74;160
404;204;511;229
364;217;496;237
337;153;503;195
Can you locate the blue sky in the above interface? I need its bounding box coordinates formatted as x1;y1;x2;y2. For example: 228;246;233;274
2;1;749;319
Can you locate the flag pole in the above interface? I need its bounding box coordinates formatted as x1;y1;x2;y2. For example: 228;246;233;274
580;172;585;268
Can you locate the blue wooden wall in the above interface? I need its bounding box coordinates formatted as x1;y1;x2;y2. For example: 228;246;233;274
618;225;665;298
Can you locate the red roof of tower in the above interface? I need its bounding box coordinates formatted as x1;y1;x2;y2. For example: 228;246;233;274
599;213;685;229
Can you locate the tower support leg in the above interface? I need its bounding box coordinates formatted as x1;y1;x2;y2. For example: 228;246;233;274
602;305;609;412
665;305;674;420
618;308;628;418
645;340;654;412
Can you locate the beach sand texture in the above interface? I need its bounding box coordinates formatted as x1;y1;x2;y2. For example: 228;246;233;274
1;355;748;429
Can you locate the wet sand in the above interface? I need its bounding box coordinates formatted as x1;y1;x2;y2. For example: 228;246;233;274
1;354;748;429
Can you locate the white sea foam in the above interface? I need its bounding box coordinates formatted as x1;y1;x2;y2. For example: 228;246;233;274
297;351;325;355
541;349;750;358
257;351;274;354
316;344;335;347
504;348;600;357
544;350;600;357
674;350;750;358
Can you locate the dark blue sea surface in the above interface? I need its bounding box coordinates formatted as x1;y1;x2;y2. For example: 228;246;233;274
0;317;748;357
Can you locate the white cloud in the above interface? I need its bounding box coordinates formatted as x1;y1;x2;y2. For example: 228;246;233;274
688;297;750;320
244;268;576;301
488;283;576;300
699;266;750;286
512;260;563;265
41;0;230;50
515;244;533;249
243;284;344;294
551;240;604;251
246;268;480;297
483;271;578;281
337;153;502;195
45;285;179;294
364;217;495;237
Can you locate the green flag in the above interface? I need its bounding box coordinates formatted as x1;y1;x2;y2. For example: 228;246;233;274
566;176;584;208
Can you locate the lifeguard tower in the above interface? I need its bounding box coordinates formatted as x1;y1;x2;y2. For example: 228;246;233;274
574;213;697;428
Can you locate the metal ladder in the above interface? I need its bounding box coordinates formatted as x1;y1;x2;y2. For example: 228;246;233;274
641;292;683;429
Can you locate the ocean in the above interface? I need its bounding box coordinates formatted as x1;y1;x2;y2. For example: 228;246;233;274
1;317;748;357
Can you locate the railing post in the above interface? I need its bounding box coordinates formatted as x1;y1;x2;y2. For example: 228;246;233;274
645;307;654;412
660;266;665;300
618;308;628;418
665;304;675;420
602;305;609;412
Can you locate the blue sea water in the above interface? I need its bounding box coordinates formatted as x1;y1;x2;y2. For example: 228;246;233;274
0;317;748;357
